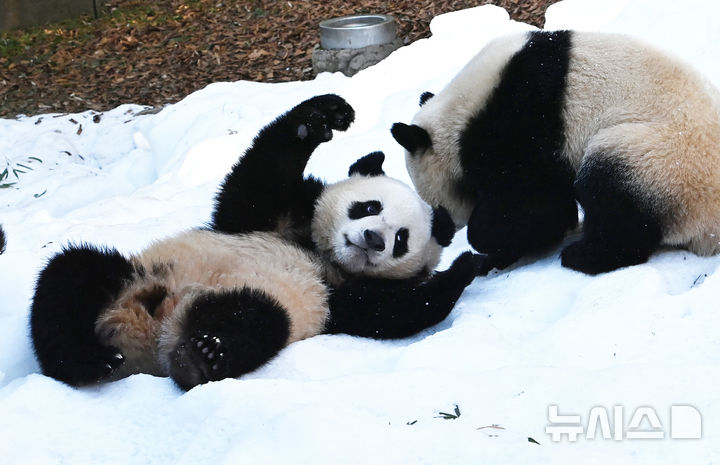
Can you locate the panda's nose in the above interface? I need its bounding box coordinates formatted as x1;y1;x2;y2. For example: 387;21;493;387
363;230;385;251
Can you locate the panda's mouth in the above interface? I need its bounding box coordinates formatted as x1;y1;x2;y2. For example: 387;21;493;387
342;235;376;269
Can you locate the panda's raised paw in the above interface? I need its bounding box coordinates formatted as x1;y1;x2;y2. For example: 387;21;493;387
303;94;355;130
294;94;355;142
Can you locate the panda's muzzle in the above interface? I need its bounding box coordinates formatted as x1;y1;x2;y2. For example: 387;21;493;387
363;230;385;252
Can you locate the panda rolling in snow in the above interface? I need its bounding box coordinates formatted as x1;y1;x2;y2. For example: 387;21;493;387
391;30;720;274
31;95;485;391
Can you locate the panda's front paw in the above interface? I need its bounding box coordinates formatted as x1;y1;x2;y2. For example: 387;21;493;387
308;94;355;131
560;238;646;275
448;251;492;285
469;252;493;276
294;94;355;142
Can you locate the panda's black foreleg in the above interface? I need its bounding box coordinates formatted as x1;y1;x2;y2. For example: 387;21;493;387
168;288;291;391
467;191;578;270
30;245;133;386
561;157;663;274
325;252;488;339
211;94;355;235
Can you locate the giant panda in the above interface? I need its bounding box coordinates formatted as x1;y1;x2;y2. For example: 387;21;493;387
30;94;486;391
391;30;720;274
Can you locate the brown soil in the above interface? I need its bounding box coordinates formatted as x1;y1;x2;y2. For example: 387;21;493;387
0;0;558;118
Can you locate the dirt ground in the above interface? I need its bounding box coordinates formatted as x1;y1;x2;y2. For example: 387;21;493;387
0;0;558;117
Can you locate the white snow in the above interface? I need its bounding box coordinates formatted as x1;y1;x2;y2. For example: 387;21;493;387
2;0;720;463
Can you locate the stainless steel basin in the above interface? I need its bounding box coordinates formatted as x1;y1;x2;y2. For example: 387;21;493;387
319;14;396;50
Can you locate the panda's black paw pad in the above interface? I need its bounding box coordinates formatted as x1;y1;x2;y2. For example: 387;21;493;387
296;111;333;143
312;94;355;131
189;334;227;379
295;94;355;141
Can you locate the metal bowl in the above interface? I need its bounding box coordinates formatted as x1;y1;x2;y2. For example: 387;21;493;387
319;14;396;50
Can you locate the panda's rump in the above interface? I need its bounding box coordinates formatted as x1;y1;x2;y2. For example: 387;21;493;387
565;33;720;254
581;120;720;254
140;230;330;343
95;273;178;378
97;230;330;378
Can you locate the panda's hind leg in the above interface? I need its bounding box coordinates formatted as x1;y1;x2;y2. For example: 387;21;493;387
30;244;133;386
166;288;290;391
561;151;664;274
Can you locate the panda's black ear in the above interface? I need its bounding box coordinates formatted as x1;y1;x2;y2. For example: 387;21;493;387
419;91;435;106
348;151;385;177
431;206;456;247
390;123;431;155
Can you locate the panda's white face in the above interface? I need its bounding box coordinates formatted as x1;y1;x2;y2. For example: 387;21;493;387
312;175;443;279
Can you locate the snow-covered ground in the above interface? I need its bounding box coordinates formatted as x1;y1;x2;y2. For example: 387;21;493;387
2;0;720;463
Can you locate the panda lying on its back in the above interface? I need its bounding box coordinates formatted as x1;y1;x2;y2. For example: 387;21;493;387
31;95;486;391
392;31;720;274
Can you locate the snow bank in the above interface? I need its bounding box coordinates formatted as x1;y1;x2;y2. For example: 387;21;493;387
1;1;719;463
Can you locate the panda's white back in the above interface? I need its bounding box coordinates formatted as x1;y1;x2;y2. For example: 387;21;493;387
562;32;720;168
562;33;720;253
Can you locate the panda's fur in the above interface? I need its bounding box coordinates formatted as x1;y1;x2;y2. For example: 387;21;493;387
391;30;720;274
312;174;443;282
93;231;329;385
31;95;484;390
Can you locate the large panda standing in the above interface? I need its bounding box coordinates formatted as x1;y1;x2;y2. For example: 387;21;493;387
392;30;720;274
31;95;485;391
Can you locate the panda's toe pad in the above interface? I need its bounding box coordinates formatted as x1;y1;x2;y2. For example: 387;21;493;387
189;334;226;374
317;94;354;131
170;332;229;390
296;115;333;142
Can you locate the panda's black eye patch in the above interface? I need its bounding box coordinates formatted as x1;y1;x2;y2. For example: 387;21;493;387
348;201;383;220
393;228;409;258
